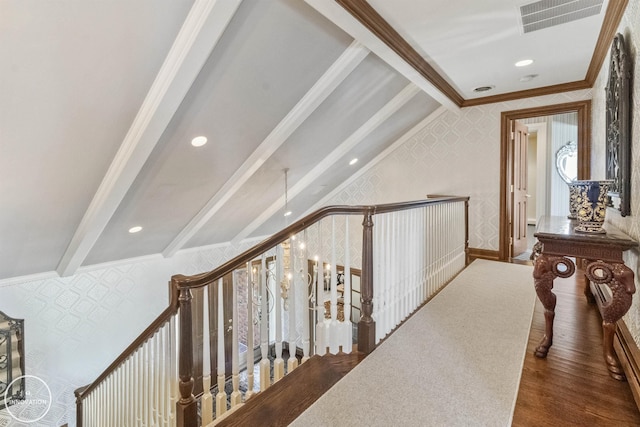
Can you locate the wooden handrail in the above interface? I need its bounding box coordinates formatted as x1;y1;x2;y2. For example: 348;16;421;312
171;196;469;290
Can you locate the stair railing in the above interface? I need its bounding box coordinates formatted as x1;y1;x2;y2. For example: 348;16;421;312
172;196;469;425
75;196;469;427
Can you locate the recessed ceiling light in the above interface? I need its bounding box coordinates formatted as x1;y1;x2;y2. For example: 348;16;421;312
515;59;534;67
349;158;358;166
473;85;495;93
520;74;539;82
191;136;208;147
128;226;143;234
284;211;292;217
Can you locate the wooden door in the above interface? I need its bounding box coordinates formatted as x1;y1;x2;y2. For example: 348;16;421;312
512;120;529;258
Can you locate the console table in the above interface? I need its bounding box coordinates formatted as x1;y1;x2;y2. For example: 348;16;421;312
532;215;638;380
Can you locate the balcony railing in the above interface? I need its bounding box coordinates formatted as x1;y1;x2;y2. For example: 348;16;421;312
75;196;469;427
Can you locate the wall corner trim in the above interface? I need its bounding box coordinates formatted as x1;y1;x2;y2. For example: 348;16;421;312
615;320;640;411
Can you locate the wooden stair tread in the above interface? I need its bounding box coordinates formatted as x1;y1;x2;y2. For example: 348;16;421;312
217;352;365;427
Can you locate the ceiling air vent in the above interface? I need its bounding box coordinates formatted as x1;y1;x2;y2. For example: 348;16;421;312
520;0;604;34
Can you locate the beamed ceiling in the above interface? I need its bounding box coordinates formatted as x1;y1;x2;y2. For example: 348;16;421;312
0;0;623;281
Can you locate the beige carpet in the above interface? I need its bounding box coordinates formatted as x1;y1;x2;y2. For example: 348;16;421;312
290;259;536;427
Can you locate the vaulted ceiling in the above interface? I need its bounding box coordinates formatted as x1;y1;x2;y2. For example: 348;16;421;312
0;0;620;281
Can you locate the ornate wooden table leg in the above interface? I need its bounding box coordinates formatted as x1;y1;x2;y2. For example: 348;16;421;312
580;259;597;304
585;261;636;381
533;253;575;358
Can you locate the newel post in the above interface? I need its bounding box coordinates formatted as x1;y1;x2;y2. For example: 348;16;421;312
176;287;198;427
358;209;376;354
75;390;83;427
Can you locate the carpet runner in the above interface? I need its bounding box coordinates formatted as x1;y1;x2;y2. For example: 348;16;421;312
290;259;536;426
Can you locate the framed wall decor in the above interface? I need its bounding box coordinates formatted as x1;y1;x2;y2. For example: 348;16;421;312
605;33;632;217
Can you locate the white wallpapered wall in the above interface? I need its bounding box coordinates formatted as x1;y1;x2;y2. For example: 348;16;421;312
0;238;261;427
327;90;592;251
6;4;640;423
592;1;640;345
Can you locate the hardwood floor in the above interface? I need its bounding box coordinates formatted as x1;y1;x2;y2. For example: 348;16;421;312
216;264;640;426
217;352;365;427
512;271;640;426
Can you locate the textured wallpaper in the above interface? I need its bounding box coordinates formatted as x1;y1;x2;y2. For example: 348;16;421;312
327;91;592;251
0;238;261;427
6;4;640;424
592;0;640;344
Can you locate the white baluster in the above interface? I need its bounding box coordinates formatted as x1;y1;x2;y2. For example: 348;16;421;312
415;209;420;307
374;213;382;341
105;375;110;427
381;213;390;341
415;209;421;308
388;212;395;334
201;286;214;424
231;272;242;406
259;254;270;391
168;316;177;426
137;348;143;426
393;212;400;329
428;205;434;296
147;339;153;426
329;216;339;354
157;328;165;426
399;211;405;322
246;261;256;399
85;394;90;427
315;220;326;355
86;393;91;427
342;216;353;353
437;205;446;286
153;333;160;426
116;367;121;427
422;206;427;302
274;244;285;381
216;278;227;417
399;211;404;323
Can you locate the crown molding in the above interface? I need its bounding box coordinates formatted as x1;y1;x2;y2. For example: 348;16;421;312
462;80;592;107
332;0;628;109
584;0;629;84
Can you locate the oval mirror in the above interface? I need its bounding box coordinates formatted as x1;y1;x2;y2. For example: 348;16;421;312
556;140;578;184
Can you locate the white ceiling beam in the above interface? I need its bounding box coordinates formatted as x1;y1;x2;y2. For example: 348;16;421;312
305;0;460;111
231;83;420;244
56;0;243;277
162;41;370;257
303;105;448;215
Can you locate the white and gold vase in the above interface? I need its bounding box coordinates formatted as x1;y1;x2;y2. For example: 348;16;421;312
568;182;580;219
574;180;613;233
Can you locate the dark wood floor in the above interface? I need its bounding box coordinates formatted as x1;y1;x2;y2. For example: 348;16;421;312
512;270;640;426
217;352;365;426
217;263;640;426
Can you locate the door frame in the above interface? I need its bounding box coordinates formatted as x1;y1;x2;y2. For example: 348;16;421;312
499;100;591;261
